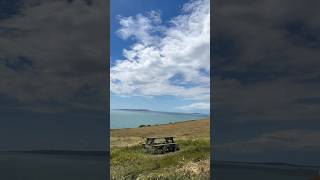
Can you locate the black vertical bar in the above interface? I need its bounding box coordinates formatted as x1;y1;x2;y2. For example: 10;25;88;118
106;0;110;179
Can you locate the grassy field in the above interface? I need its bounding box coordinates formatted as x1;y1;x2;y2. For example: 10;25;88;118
110;118;210;180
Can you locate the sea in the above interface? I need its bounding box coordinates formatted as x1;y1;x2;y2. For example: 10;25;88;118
0;152;107;180
110;109;209;129
213;161;319;180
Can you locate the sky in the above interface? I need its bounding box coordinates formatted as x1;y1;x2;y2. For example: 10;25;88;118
213;0;320;166
110;0;210;114
0;0;108;151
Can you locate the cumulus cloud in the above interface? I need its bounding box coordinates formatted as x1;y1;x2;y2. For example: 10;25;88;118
213;0;320;123
0;0;107;112
111;0;210;110
212;0;320;164
116;10;162;45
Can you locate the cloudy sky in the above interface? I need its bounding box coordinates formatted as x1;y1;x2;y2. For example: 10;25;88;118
0;0;107;151
213;0;320;166
110;0;210;114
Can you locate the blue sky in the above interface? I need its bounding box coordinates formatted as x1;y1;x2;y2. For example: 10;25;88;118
110;0;187;63
110;0;210;114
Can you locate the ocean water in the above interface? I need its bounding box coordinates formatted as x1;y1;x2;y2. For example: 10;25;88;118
0;152;107;180
213;162;318;180
110;110;208;129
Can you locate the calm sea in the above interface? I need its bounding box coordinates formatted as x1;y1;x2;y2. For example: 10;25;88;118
0;152;107;180
213;162;319;180
110;110;208;129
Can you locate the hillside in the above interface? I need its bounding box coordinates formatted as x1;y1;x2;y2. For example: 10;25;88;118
110;118;210;180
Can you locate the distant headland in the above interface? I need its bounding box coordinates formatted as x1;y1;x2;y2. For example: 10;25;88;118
112;109;209;116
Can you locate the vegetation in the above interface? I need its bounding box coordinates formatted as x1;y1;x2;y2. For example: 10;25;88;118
110;119;210;180
138;124;151;128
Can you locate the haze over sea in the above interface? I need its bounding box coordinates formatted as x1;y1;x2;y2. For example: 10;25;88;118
110;109;209;129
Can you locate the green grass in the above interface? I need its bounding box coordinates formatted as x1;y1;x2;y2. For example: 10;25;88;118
111;138;210;180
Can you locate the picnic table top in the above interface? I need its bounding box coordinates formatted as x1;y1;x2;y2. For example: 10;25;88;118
144;136;175;139
143;143;177;147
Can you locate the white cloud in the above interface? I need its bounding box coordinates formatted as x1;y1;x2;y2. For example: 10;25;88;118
111;0;210;109
116;10;163;45
177;102;210;111
0;0;107;111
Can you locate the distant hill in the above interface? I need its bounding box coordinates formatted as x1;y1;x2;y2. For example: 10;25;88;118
112;109;209;116
114;109;151;112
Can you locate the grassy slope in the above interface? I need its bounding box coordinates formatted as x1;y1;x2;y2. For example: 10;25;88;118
110;119;210;180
